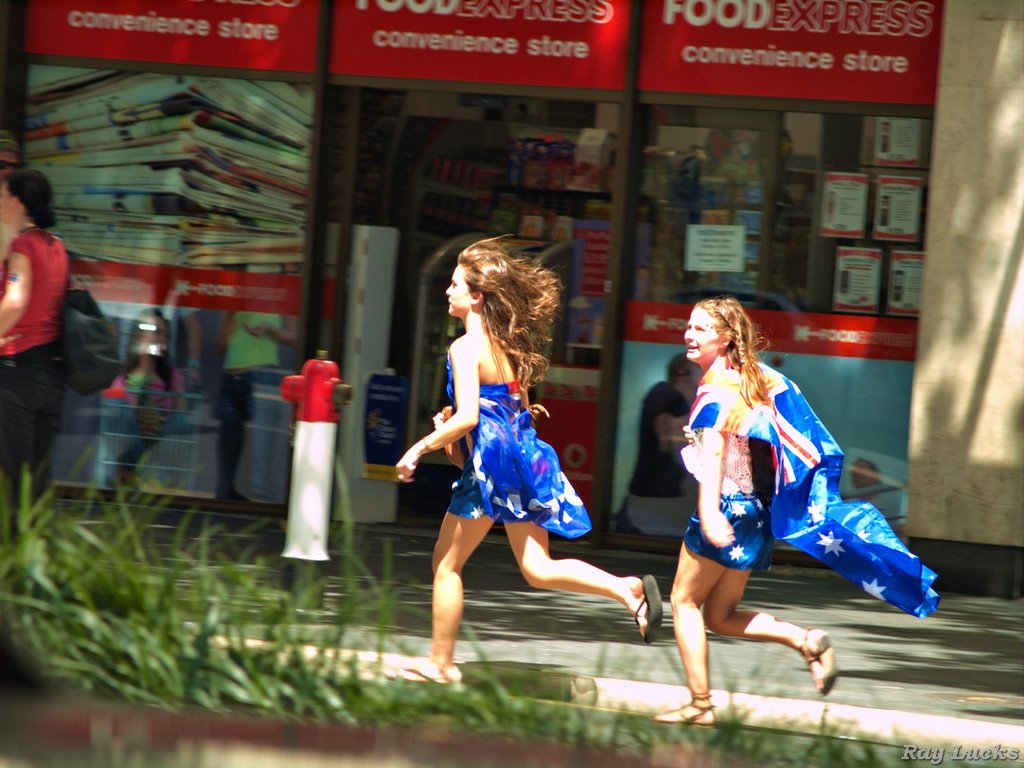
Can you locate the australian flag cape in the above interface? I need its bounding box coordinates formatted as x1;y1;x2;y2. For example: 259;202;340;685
688;364;939;618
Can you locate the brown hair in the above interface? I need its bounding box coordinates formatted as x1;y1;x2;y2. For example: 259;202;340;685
458;236;561;389
694;295;771;406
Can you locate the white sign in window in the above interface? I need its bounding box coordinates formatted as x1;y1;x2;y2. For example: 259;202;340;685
874;176;923;242
684;225;746;273
874;118;922;168
833;247;882;313
820;173;869;238
887;250;925;316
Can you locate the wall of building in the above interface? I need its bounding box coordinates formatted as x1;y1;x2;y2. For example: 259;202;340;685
908;1;1023;597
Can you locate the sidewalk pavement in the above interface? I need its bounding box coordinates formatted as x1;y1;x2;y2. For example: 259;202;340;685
128;510;1024;756
337;522;1024;752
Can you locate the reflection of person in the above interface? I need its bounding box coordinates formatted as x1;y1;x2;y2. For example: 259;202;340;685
615;353;698;535
174;308;203;391
630;353;695;497
850;457;881;488
845;456;907;539
656;296;938;726
0;169;69;504
633;264;652;300
215;310;296;501
106;309;187;486
0;131;21;261
394;236;663;684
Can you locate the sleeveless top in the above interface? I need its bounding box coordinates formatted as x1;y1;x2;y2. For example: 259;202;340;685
446;356;592;539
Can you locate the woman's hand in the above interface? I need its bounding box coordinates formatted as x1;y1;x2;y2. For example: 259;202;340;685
395;444;422;483
432;407;465;468
245;322;272;339
701;511;736;548
683;425;695;445
527;403;549;425
432;406;452;430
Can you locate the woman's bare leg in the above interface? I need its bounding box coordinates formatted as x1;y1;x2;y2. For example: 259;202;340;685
703;570;806;649
503;522;654;635
428;513;494;670
669;544;732;699
703;571;834;692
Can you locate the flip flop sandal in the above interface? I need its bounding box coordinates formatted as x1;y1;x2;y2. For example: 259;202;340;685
634;574;664;644
801;629;838;696
392;661;462;685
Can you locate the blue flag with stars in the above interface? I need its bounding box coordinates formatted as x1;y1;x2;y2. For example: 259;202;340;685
689;365;939;618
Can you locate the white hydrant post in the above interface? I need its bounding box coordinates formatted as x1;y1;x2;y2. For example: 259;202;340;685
280;350;347;562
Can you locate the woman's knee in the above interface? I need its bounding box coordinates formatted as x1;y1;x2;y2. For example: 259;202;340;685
703;608;730;635
432;546;457;577
516;550;558;589
670;585;702;616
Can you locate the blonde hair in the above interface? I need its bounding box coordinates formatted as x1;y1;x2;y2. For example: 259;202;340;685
695;296;771;406
458;236;561;389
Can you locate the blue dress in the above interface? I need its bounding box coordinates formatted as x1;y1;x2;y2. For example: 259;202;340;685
444;358;591;539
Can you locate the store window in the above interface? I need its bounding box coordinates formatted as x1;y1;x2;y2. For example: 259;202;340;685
612;106;931;541
773;113;931;314
344;90;620;513
637;107;777;306
23;65;313;502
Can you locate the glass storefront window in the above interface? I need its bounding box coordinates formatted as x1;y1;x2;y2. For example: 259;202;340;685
339;89;619;514
24;65;313;502
639;107;775;306
773;113;931;314
612;106;931;541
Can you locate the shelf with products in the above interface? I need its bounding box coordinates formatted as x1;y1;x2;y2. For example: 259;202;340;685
410;141;506;247
419;178;495;200
488;186;615;241
417;189;492;240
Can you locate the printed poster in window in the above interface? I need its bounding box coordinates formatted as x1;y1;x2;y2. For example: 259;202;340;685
820;173;868;238
874;118;921;168
887;250;925;316
684;224;745;272
833;247;881;313
874;176;923;242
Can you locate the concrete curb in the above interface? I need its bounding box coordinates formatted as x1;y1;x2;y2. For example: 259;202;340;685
339;646;1024;752
589;677;1024;750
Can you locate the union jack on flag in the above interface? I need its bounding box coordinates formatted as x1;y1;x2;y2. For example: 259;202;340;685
689;365;939;618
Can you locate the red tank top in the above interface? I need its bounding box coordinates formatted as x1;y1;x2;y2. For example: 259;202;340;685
1;229;69;355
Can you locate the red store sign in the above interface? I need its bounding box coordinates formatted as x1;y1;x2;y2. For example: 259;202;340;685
638;0;944;104
70;261;307;316
24;0;319;73
331;0;630;90
625;301;917;361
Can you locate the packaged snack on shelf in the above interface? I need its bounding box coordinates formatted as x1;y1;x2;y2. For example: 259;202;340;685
552;215;575;242
568;129;614;192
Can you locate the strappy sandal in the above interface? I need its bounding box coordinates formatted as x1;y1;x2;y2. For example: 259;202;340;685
654;693;715;726
801;629;838;696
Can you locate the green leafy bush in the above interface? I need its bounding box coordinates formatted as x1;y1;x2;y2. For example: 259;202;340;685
0;484;893;767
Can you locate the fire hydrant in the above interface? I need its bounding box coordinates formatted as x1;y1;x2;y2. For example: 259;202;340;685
280;350;350;561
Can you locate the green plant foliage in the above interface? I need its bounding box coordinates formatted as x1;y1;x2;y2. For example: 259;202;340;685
0;484;888;767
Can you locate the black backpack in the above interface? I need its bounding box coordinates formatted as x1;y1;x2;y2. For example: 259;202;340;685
61;286;120;396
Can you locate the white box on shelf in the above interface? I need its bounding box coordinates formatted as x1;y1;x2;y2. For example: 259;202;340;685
568;128;614;192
